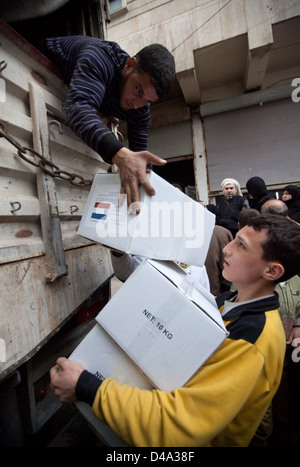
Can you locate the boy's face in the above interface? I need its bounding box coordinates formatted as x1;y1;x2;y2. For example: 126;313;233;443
119;57;159;110
222;226;269;286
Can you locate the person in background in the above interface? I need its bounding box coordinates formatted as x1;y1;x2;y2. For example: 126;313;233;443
204;224;233;296
42;36;175;211
50;215;300;447
270;273;300;446
251;198;300;447
215;178;249;237
246;176;275;212
261;199;288;217
237;208;261;229
281;185;300;223
202;200;233;296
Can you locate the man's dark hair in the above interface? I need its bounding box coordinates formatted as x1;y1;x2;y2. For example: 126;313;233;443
238;208;260;228
135;44;175;99
246;214;300;282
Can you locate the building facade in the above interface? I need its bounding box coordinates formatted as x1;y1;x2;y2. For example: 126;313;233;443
106;0;300;201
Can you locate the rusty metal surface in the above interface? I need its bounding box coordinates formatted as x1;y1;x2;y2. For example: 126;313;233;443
0;24;113;378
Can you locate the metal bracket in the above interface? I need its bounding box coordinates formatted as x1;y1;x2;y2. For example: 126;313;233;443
29;82;68;282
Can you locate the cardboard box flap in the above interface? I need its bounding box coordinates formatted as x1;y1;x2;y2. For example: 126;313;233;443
148;259;225;330
148;259;215;303
147;259;188;289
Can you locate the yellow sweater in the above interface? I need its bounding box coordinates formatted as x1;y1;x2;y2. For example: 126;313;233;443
90;293;285;447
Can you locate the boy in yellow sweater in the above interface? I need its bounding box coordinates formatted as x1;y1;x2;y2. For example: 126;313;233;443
50;214;300;447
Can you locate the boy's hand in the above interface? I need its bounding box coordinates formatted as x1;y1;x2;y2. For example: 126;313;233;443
50;357;84;404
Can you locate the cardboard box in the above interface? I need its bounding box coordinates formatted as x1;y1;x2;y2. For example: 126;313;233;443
96;259;228;392
70;259;228;445
77;171;215;267
70;324;152;447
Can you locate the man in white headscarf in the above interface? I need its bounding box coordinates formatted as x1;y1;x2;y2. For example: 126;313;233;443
221;178;243;198
215;178;249;237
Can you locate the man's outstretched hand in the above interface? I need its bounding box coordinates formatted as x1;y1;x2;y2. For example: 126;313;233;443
112;148;166;213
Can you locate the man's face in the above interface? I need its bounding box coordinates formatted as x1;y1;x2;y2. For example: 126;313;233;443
222;226;268;286
223;183;237;200
119;57;159;110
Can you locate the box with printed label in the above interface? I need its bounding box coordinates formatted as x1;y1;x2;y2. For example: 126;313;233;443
77;171;215;267
96;259;228;392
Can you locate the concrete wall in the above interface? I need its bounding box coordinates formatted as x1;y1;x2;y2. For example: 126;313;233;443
106;1;300;200
107;0;299;72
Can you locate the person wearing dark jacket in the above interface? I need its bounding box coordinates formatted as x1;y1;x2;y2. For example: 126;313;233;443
246;176;276;212
42;36;175;211
215;178;249;237
282;185;300;223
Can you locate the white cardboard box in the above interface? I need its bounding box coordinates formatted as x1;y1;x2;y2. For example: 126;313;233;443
96;259;228;392
77;171;215;267
70;259;228;445
70;324;152;447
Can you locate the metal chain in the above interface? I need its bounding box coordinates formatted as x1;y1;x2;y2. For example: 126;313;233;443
0;124;93;187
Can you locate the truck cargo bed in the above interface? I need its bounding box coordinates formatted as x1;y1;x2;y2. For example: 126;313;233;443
0;20;112;381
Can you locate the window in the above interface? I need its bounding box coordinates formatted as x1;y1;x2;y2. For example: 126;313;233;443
109;0;127;14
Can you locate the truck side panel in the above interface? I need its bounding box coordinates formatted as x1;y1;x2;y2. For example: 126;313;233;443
0;22;113;381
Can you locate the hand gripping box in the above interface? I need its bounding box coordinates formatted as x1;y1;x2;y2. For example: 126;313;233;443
70;324;152;447
77;171;215;267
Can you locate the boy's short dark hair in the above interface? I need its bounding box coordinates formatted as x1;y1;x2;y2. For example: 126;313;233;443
238;208;260;228
135;44;175;99
246;214;300;282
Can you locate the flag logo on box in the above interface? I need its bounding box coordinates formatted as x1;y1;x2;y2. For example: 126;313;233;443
91;201;111;221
